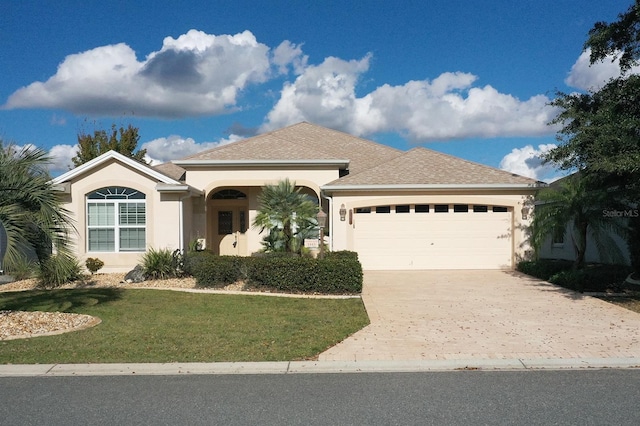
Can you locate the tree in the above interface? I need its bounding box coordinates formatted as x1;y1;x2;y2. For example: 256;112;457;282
72;124;147;167
587;0;640;74
545;2;640;273
532;175;627;269
252;179;319;254
0;143;77;281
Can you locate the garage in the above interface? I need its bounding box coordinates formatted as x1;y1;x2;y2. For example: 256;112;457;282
352;203;513;270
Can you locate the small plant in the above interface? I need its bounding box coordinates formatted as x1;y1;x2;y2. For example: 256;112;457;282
172;249;185;277
37;253;82;287
85;257;104;275
188;239;205;252
5;255;37;281
141;247;178;280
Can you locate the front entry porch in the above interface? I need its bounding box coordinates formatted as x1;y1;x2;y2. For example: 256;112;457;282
208;189;249;256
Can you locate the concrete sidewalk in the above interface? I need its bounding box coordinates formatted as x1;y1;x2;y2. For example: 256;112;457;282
1;358;639;377
319;270;640;362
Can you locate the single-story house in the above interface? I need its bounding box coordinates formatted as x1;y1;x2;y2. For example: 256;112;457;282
51;122;542;272
536;174;632;265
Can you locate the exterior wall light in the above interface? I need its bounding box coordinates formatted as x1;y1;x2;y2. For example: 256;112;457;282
339;204;347;221
521;206;530;220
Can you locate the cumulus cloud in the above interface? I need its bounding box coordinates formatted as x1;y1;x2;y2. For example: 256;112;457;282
272;41;308;75
3;30;292;118
6;143;75;175
142;134;242;164
263;55;373;133
565;49;640;91
48;144;78;174
262;55;558;141
499;143;561;182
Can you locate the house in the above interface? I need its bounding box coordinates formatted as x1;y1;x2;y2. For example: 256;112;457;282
52;122;542;272
536;174;632;265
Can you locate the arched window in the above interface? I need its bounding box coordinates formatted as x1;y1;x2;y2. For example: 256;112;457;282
86;187;146;252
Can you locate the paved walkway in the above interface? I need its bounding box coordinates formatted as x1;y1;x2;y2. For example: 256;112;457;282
319;270;640;361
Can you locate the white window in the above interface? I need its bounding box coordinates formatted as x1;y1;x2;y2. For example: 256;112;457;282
87;187;146;252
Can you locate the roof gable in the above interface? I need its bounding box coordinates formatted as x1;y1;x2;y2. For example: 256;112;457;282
52;150;182;185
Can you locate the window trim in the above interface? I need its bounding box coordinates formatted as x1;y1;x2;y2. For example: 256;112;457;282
86;187;146;253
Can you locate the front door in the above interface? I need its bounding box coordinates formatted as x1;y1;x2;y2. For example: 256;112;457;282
215;208;248;255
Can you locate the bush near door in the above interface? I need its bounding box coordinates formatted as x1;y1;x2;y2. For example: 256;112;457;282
184;250;363;294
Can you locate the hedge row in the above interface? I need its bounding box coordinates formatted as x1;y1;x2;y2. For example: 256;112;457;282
183;251;363;294
517;259;632;292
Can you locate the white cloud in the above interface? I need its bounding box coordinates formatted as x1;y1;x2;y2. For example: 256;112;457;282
263;55;372;133
262;55;558;141
142;134;242;163
3;30;283;118
565;49;640;91
48;144;78;173
272;41;308;75
499;143;561;182
7;143;75;175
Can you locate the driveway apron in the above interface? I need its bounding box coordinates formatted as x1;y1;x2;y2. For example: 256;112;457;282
319;270;640;361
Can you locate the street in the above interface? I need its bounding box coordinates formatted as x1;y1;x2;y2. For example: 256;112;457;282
1;369;639;425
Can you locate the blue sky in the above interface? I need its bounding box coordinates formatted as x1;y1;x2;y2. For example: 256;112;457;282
0;0;634;180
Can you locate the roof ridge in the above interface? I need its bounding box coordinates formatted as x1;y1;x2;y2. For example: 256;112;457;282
177;122;308;161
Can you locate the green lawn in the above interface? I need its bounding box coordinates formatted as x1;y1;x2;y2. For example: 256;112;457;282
0;289;369;364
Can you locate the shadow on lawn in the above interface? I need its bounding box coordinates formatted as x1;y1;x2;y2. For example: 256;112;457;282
0;288;124;313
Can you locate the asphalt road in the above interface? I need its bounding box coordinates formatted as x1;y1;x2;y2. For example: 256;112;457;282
2;370;640;425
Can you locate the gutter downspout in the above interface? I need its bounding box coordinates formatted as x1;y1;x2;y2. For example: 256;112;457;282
322;192;333;251
178;193;191;252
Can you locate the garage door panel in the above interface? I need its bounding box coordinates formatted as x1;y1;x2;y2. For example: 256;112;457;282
353;211;512;270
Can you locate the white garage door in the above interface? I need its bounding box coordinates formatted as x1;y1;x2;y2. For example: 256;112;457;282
353;204;512;270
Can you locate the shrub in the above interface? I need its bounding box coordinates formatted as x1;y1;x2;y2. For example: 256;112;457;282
516;259;572;281
5;256;37;281
325;250;359;261
183;250;216;277
248;255;362;294
189;254;247;287
188;252;363;294
518;259;632;292
548;269;586;292
141;247;178;280
85;257;104;275
37;254;82;287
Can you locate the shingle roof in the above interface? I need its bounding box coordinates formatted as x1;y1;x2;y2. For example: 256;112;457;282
152;162;186;181
175;122;539;187
177;122;402;175
327;147;540;186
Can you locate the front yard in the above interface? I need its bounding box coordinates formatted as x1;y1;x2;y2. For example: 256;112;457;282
0;288;369;364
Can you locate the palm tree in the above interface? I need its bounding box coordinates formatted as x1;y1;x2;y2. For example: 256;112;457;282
252;179;319;254
0;143;75;274
532;174;628;268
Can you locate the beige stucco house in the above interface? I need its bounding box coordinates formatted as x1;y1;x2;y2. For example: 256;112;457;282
52;122;542;272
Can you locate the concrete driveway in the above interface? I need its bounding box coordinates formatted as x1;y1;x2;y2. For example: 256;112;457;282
319;270;640;361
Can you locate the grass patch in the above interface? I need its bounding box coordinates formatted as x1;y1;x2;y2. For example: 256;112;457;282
0;289;369;364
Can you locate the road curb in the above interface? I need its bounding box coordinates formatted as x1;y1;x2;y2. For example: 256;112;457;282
1;358;639;377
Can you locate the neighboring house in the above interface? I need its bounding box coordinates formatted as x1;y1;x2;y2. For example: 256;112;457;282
52;122;542;272
537;174;632;265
